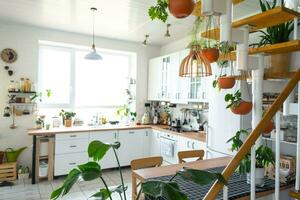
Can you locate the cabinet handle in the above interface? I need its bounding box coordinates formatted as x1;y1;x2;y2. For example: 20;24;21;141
192;142;195;149
146;131;149;136
69;135;77;138
114;132;117;139
69;145;77;148
187;141;190;148
129;131;135;134
69;162;76;165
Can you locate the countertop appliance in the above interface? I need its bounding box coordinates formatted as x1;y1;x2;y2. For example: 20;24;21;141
160;132;178;164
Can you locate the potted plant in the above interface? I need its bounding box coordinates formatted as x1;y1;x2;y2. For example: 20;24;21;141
201;41;219;63
35;115;45;129
18;166;30;180
148;0;195;23
225;90;252;115
227;130;275;187
59;110;76;127
262;110;275;136
251;0;299;78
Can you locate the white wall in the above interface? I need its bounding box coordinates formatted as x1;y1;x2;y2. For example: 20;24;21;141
0;22;160;169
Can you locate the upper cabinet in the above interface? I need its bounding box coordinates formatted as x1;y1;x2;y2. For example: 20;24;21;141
148;49;210;104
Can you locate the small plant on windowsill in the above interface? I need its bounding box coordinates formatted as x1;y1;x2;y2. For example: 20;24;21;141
59;109;76;128
51;140;228;200
225;90;252;115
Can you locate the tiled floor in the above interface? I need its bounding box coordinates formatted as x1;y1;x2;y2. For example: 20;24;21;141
0;167;133;200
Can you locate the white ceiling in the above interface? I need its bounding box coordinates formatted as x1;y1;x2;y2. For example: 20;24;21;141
0;0;261;46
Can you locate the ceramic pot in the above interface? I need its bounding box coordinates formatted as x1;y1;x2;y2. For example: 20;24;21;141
263;121;274;134
247;168;265;187
0;151;4;164
65;119;72;127
202;48;220;63
168;0;195;19
231;101;253;115
218;76;236;89
266;53;290;79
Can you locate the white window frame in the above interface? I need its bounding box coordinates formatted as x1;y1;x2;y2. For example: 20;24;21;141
38;43;136;110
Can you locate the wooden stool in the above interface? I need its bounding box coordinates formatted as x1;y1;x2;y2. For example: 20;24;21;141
178;150;205;164
131;156;163;200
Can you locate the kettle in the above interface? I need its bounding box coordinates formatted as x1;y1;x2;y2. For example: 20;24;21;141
141;112;151;125
5;147;27;162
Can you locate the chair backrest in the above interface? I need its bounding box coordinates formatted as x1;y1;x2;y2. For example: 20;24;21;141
178;150;205;164
131;156;163;170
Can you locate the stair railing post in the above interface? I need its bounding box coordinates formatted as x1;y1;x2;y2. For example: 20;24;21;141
250;54;264;200
275;111;281;200
296;82;300;192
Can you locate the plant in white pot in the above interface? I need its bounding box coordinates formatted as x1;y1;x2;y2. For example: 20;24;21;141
227;130;275;187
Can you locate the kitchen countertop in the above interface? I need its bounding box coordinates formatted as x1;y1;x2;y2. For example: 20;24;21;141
27;124;206;142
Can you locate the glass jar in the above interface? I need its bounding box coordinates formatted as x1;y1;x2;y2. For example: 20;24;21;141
8;80;15;92
15;81;20;92
25;78;32;92
20;78;25;92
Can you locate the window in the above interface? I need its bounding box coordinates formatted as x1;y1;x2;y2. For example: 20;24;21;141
38;44;135;111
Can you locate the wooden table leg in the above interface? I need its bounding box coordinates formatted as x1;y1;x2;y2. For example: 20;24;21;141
132;172;137;200
48;137;54;181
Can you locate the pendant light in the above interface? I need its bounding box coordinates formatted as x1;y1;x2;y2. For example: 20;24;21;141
179;45;212;77
85;7;102;60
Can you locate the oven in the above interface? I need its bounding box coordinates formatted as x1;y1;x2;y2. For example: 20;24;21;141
160;132;178;164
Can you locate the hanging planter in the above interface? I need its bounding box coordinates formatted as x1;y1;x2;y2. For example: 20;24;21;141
225;90;252;115
218;76;236;89
263;121;274;134
148;0;195;23
230;101;253;115
201;47;219;63
169;0;195;19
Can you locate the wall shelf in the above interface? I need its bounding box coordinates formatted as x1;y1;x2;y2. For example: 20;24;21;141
201;28;220;40
218;52;236;61
192;0;245;16
263;137;297;146
233;6;300;30
249;40;300;55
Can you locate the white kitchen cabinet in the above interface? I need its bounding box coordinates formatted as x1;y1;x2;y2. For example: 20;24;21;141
148;57;163;101
54;152;88;176
150;130;161;157
89;131;118;169
178;136;206;162
118;129;148;166
189;77;210;103
54;132;89;176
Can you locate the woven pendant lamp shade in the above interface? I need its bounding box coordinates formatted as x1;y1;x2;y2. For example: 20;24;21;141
179;45;212;77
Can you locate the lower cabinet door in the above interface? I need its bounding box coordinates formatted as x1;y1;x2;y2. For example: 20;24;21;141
89;131;118;169
54;152;88;176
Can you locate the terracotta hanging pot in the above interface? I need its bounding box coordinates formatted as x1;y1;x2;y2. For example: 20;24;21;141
263;121;274;134
231;101;252;115
218;76;236;89
168;0;195;19
201;48;220;63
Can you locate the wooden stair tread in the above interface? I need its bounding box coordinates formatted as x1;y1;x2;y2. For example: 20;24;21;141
192;0;245;16
290;190;300;199
233;6;300;30
201;7;300;40
249;40;300;55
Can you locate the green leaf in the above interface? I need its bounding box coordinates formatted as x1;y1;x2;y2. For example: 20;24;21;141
62;169;81;195
90;188;111;200
141;180;188;200
50;187;63;200
88;140;111;161
78;162;102;181
178;168;228;186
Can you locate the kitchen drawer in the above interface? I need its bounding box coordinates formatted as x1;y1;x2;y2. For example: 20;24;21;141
54;152;88;176
55;139;88;154
55;132;89;141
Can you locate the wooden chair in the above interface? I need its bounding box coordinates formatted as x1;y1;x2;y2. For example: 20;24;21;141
178;150;205;164
131;156;163;200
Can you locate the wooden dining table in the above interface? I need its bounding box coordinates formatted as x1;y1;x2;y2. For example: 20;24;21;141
131;156;293;200
131;157;231;199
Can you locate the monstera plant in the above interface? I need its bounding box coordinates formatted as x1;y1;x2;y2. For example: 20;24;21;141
51;140;227;200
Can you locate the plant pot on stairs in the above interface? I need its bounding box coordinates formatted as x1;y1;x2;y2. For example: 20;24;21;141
265;53;290;79
247;168;265;187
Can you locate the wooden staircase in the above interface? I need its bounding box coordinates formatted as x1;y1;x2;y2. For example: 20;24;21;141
290;190;300;199
203;68;300;199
